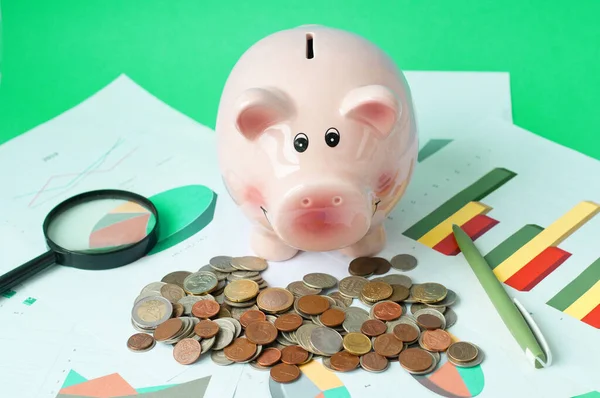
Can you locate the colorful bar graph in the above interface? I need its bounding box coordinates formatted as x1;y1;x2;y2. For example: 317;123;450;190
493;201;600;282
547;257;600;328
403;168;516;241
433;214;499;255
484;224;543;269
504;247;571;291
418;139;453;162
417;201;492;248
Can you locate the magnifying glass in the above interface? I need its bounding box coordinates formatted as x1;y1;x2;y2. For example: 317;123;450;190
0;189;159;295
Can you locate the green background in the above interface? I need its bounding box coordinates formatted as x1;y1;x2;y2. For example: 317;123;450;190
1;0;599;160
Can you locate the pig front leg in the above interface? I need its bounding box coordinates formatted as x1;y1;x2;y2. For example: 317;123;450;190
339;224;386;258
251;227;299;262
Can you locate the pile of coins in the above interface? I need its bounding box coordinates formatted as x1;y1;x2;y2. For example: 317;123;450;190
128;253;484;384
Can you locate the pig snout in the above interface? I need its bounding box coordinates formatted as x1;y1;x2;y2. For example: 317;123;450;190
270;184;372;252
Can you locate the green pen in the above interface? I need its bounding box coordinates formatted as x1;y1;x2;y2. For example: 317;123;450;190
451;224;551;369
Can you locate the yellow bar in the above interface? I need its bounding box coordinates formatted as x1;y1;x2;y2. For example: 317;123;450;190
564;280;600;319
494;201;600;282
299;359;343;390
417;201;492;248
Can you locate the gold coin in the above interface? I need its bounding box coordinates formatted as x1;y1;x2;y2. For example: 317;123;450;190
343;332;372;356
412;282;447;303
361;281;393;302
224;279;260;303
256;287;294;313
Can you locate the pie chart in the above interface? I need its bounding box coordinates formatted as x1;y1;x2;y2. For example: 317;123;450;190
269;360;351;398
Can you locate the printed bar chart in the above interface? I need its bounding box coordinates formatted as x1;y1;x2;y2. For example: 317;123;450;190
493;201;600;282
418;139;453;162
547;257;600;328
484;224;544;269
403;167;516;254
504;247;571;291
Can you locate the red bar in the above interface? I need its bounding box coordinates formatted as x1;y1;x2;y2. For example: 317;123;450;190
581;303;600;329
433;214;499;256
505;247;571;292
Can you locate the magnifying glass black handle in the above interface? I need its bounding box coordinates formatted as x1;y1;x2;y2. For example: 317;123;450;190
0;251;57;295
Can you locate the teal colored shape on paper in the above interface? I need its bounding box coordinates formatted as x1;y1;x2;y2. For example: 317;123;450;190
61;369;87;388
23;297;37;306
136;384;176;394
323;386;351;398
455;364;485;396
418;139;453;162
147;185;217;255
2;289;16;298
572;392;600;398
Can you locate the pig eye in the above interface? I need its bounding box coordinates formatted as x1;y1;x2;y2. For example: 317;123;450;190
294;133;309;153
325;127;340;147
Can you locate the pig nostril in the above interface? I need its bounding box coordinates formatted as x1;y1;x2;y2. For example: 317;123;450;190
301;198;311;207
332;196;342;206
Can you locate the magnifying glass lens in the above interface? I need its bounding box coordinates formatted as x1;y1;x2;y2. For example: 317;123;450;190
46;198;157;253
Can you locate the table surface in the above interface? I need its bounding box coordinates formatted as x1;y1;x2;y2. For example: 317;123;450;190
0;0;599;160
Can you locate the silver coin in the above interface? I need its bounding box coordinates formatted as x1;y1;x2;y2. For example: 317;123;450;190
327;291;353;307
183;271;218;295
377;274;412;289
178;295;213;315
209;255;237;272
215;317;239;338
338;276;369;298
413;308;446;329
443;307;457;328
131;296;173;328
410;303;429;314
310;327;343;356
390;254;418;271
212;327;234;350
200;336;216;353
296;324;319;353
287;281;322;296
230;256;268;271
133;289;161;304
211;349;234;365
140;281;167;294
250;361;270;371
321;356;336;371
228;270;260;280
302;273;338;289
230;304;259;320
239;343;263;363
199;264;229;281
428;289;457;308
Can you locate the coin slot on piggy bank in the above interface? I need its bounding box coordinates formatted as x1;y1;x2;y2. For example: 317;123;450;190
215;25;418;261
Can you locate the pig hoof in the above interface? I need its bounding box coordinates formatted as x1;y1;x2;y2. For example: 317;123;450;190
251;230;299;261
339;226;386;258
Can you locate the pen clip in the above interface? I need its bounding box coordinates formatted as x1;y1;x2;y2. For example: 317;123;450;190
513;298;552;368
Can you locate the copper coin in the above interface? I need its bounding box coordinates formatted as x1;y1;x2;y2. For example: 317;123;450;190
373;333;404;357
171;303;185;318
360;352;388;372
320;308;346;327
270;363;301;383
274;313;303;332
393;323;419;342
388;284;410;302
372;301;403;321
422;329;452;352
297;294;330;315
240;309;267;327
194;319;220;338
416;314;442;330
223;337;258;362
329;350;360;371
399;347;433;372
348;257;378;276
173;338;201;365
256;347;282;367
127;333;155;351
153;318;183;341
372;257;392;275
245;320;278;345
256;287;295;313
280;345;309;365
360;319;387;337
191;300;221;318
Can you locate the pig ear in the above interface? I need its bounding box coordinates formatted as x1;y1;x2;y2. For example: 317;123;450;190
234;87;295;141
340;85;400;138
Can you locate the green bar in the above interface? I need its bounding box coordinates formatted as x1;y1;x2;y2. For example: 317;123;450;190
484;224;544;269
403;168;517;240
1;289;16;298
546;257;600;311
418;139;453;162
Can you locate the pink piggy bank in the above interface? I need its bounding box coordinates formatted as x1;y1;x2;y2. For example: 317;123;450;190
215;25;418;261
